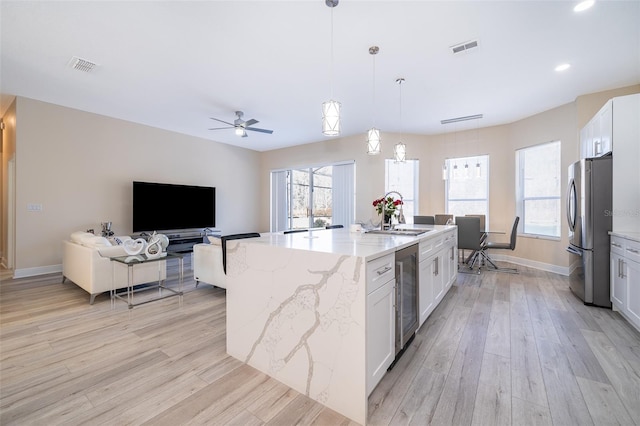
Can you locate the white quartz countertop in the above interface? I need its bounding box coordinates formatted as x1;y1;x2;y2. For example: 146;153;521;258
609;231;640;243
243;225;456;261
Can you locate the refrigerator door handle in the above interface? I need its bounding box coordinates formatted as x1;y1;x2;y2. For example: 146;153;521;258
566;246;582;256
566;178;576;231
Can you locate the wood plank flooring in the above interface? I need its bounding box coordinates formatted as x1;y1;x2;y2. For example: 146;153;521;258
1;260;639;425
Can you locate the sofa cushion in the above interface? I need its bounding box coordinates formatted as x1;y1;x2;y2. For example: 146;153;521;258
70;231;94;245
70;232;112;248
97;245;128;257
207;235;222;246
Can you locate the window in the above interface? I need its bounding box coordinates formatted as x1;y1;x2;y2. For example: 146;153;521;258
516;141;561;238
385;159;419;222
444;155;489;219
271;162;354;232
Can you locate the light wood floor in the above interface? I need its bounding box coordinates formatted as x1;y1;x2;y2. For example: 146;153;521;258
1;260;639;425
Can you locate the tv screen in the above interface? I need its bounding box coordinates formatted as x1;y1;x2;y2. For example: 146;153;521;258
133;181;215;233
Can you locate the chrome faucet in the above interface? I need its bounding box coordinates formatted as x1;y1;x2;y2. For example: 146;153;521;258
380;191;406;230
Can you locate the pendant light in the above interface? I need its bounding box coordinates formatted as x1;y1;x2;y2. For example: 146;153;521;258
366;46;381;155
322;0;341;136
394;78;406;163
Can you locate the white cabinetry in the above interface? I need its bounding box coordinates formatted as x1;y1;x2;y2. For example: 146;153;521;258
611;237;626;308
580;99;613;158
366;253;395;395
610;94;640;234
442;229;457;291
610;234;640;332
418;228;457;327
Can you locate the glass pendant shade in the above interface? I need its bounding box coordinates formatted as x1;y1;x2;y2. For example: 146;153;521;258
394;142;406;163
366;128;381;154
322;100;341;136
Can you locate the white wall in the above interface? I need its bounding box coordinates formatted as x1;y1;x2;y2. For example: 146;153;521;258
12;97;262;277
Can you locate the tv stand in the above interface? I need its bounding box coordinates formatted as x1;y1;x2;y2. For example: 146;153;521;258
133;230;221;253
167;235;203;253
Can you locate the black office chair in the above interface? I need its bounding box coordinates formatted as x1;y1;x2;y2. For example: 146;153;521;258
455;216;483;273
413;215;435;225
283;229;307;234
325;224;344;229
481;216;519;273
221;233;261;274
435;214;453;225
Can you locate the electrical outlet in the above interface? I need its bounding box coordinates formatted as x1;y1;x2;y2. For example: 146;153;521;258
27;203;43;212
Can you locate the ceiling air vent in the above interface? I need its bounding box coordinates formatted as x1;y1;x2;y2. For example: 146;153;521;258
68;56;98;73
451;40;478;55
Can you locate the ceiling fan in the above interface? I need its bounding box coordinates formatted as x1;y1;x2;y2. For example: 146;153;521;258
208;111;274;137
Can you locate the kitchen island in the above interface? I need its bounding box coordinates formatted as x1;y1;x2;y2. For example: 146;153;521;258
225;225;457;424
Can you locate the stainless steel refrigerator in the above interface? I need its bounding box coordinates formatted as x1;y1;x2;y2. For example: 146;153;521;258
566;155;612;308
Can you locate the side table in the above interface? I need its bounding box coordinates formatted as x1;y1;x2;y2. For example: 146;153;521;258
110;252;184;309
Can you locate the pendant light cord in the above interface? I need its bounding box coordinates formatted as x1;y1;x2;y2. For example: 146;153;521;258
330;7;334;99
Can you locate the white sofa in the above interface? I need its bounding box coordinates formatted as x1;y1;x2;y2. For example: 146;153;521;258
62;232;166;304
193;233;261;289
193;239;226;289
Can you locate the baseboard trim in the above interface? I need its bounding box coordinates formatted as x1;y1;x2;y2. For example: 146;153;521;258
487;253;569;276
13;264;62;279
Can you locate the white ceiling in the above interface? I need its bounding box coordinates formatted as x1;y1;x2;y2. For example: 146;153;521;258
1;1;639;152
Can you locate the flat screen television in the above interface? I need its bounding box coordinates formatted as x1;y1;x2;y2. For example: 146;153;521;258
133;181;215;233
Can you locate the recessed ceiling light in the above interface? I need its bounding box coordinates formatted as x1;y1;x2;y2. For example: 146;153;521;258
555;63;571;72
574;0;594;12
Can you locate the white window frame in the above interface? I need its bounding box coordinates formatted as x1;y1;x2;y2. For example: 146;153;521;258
515;140;561;239
444;155;489;222
384;159;419;222
270;161;355;232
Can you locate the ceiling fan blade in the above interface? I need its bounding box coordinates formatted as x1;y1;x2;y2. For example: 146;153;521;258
209;117;234;126
242;132;248;138
246;127;274;134
244;119;259;127
208;126;235;130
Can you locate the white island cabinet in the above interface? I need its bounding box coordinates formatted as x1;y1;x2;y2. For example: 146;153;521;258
418;228;457;327
610;232;640;332
365;253;395;395
225;225;456;425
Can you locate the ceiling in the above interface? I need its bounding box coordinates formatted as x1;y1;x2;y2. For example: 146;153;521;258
1;1;639;152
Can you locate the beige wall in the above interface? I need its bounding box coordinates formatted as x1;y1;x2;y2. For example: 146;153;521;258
1;99;16;268
260;85;640;274
10;97;261;276
3;85;639;277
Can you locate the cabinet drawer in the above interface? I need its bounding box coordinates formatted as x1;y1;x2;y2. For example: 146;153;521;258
419;237;443;261
367;253;395;294
625;239;640;263
611;236;626;256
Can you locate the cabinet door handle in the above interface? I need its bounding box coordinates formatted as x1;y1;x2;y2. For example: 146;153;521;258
594;140;601;155
434;257;439;276
611;242;622;248
450;247;454;260
618;258;622;278
626;248;639;254
377;266;392;275
620;260;626;279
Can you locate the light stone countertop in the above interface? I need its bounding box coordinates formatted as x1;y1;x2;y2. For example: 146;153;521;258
245;224;456;261
609;231;640;244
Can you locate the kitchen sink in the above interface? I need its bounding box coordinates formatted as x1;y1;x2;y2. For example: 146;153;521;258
366;228;431;236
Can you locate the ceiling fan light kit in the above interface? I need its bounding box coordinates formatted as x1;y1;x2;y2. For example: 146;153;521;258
209;110;273;138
